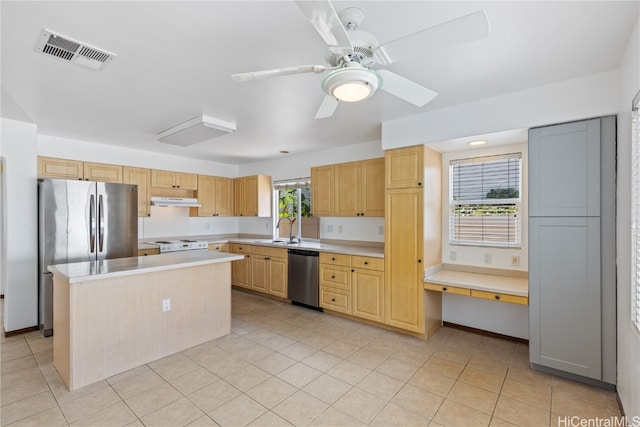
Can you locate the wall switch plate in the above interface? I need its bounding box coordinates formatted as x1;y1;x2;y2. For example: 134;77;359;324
450;251;457;261
338;225;343;233
484;253;492;264
511;255;520;266
328;225;334;232
162;298;171;312
378;226;384;235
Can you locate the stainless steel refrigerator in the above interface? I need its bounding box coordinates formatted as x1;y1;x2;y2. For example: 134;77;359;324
38;179;138;336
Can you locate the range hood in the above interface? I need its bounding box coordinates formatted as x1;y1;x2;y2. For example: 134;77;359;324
150;197;201;207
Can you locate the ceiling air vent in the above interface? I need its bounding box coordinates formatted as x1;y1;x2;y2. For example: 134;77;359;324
35;29;116;71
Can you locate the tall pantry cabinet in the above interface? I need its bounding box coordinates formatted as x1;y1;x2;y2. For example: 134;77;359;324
528;116;616;385
384;145;442;335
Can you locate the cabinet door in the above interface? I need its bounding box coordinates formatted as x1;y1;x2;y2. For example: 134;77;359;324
151;170;176;188
175;172;198;190
38;157;84;180
215;177;235;216
529;119;601;217
385;146;424;189
335;161;361;217
243;176;258;216
251;256;268;292
529;216;602;379
361;158;385;216
232;254;252;289
84;162;123;183
197;175;215;216
234;178;244;216
352;269;384;323
123;167;151;217
268;257;288;298
384;188;424;333
311;165;334;216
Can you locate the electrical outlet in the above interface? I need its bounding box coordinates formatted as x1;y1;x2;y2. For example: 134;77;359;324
338;225;343;233
378;226;384;235
450;250;457;261
162;298;171;312
205;223;210;230
483;253;492;265
328;225;334;232
511;255;520;266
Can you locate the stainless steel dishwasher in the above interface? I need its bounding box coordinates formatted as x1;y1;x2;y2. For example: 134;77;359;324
288;248;321;310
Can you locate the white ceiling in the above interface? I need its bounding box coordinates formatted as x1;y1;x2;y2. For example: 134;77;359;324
1;1;637;163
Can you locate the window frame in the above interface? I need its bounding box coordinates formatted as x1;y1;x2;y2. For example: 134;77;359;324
631;90;640;333
272;178;312;241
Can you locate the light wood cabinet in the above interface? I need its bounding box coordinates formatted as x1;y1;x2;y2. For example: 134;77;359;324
214;177;235;216
123;167;151;217
352;268;384;323
38;157;84;180
312;157;384;217
151;170;197;190
311;165;334;216
424;282;470;296
137;248;160;256
234;175;271;217
267;256;288;299
194;175;234;217
384;145;441;335
231;244;252;289
385;146;424;189
251;256;269;293
208;243;229;252
231;244;287;298
470;289;528;305
83;162;122;183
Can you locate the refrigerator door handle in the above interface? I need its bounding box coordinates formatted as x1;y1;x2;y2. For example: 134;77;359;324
89;194;96;253
98;194;105;252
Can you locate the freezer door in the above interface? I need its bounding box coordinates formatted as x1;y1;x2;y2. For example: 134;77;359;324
96;182;137;260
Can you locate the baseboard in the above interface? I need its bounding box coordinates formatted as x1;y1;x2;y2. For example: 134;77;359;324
443;321;529;344
4;325;38;338
530;362;616;391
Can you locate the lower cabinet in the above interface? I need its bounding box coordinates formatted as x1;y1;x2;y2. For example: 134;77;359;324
319;252;384;322
231;244;287;298
208;243;229;252
137;248;160;256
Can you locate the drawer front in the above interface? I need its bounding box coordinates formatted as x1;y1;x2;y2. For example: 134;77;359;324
253;245;287;258
351;256;384;271
320;287;351;314
208;243;229;252
424;282;471;296
231;243;253;254
319;252;351;267
137;248;160;256
320;265;351;290
470;289;529;305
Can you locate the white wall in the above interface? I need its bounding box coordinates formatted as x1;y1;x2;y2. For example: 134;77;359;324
382;70;619;150
0;118;38;332
440;142;528;271
616;10;640;419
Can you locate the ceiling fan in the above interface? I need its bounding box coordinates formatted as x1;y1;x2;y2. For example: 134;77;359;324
231;1;490;119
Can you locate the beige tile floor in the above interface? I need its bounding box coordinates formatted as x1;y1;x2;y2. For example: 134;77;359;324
0;290;622;427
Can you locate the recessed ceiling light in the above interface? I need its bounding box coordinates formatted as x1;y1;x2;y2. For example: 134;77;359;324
279;150;290;154
468;140;487;146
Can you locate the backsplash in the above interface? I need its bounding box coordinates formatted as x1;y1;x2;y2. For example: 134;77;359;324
320;217;385;243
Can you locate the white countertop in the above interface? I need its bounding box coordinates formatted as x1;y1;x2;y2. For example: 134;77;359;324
139;235;384;258
424;269;529;297
48;250;244;283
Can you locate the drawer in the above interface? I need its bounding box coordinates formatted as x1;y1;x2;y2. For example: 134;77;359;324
252;245;287;258
138;248;160;256
320;265;351;290
470;289;529;305
319;252;351;267
320;286;351;314
231;243;253;254
208;243;229;252
351;256;384;271
424;282;471;296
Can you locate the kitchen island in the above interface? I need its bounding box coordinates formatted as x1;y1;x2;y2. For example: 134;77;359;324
48;250;243;391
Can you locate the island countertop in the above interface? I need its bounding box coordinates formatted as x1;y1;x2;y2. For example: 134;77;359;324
48;250;244;283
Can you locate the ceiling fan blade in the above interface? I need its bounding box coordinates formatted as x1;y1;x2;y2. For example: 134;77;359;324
314;95;339;119
378;70;437;107
231;65;329;82
295;0;353;51
374;10;489;65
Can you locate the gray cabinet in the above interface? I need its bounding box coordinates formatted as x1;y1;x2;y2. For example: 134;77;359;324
528;116;616;386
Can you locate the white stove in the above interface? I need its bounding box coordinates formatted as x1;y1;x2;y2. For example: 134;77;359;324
148;239;208;253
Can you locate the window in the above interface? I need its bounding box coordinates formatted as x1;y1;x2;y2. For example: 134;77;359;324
632;90;640;332
449;153;522;248
273;178;318;241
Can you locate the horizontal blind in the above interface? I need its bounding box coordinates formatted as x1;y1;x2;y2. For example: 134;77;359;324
450;153;522;248
632;90;640;332
273;177;311;190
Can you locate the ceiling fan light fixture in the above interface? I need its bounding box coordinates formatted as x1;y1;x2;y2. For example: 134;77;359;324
321;67;381;102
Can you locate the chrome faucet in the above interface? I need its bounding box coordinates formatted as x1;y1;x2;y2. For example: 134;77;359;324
276;216;296;243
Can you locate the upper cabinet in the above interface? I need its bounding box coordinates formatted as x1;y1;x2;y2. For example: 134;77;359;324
151;170;197;190
385;146;424;189
38;157;84;180
123;167;151;217
194;175;234;217
83;162;122;183
311;157;384;217
234;175;271;217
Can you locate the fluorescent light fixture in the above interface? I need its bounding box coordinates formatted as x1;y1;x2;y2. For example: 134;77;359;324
468;140;487;146
156;114;236;146
321;65;381;102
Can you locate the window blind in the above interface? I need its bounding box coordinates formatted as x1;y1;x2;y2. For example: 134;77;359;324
632;90;640;332
449;153;522;248
273;177;311;190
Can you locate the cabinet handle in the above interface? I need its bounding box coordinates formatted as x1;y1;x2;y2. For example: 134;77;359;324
418;259;422;263
418;182;422;186
331;298;336;302
331;257;335;261
78;178;83;180
144;253;148;256
361;213;364;216
265;257;270;260
495;295;500;300
331;275;335;279
364;261;368;265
